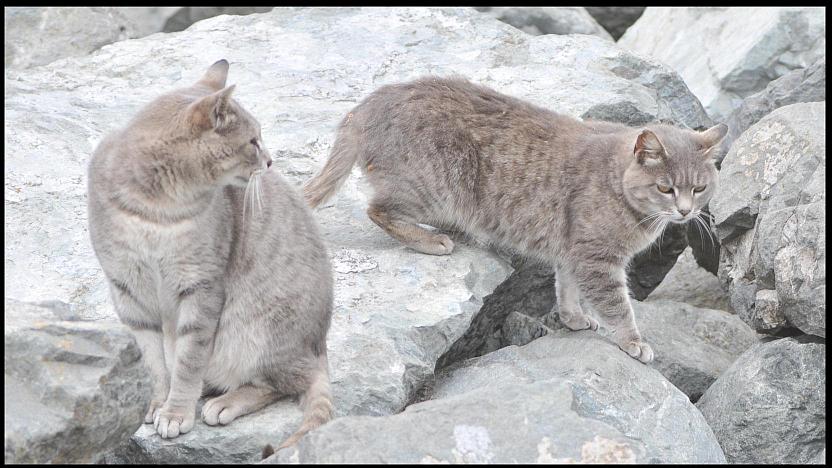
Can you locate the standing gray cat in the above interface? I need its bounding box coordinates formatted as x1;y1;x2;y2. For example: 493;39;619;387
304;76;726;364
87;60;333;454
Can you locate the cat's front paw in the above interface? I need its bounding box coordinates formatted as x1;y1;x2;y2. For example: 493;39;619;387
144;399;165;424
560;312;599;331
153;404;195;439
617;339;654;364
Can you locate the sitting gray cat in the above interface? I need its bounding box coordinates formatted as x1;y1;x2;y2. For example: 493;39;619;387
304;76;726;364
87;60;333;454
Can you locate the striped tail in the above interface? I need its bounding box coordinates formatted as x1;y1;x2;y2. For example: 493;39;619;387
302;124;359;208
261;356;333;459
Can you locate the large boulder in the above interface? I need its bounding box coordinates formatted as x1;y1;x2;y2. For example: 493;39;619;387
646;248;732;312
4;7;179;69
697;336;825;464
584;7;645;40
475;7;612;40
4;300;150;463
162;7;275;32
711;102;825;337
632;300;759;401
687;59;825;276
619;7;826;121
721;58;826;162
5;7;712;462
269;332;726;463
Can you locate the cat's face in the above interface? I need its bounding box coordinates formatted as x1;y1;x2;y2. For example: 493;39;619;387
138;60;273;191
622;124;726;227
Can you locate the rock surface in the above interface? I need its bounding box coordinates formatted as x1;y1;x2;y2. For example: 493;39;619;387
269;332;726;463
711;102;826;337
475;7;612;40
646;248;732;312
619;7;826;121
4;7;179;69
633;300;759;401
162;7;275;32
721;57;826;163
4;300;150;463
697;336;826;464
585;7;645;40
5;7;712;462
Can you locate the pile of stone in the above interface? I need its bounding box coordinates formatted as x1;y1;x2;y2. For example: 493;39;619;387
4;7;825;464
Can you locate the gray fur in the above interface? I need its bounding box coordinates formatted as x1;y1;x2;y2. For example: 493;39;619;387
87;60;333;451
304;76;725;363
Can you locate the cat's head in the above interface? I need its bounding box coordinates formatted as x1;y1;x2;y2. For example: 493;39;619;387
622;123;727;226
133;60;272;191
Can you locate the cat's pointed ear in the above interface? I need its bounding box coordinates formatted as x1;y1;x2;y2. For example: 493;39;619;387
187;85;236;131
198;59;229;90
698;123;728;158
634;129;666;166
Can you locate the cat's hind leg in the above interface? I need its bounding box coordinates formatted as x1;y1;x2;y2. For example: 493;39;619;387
202;385;279;426
554;266;599;331
367;200;454;255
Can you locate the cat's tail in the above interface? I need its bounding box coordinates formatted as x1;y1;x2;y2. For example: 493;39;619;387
261;355;333;459
302;121;360;208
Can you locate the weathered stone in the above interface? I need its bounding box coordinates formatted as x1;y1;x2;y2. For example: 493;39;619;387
4;7;179;69
475;7;612;40
631;300;759;401
269;332;726;463
162;7;275;32
711;102;825;337
646;248;733;312
4;7;712;462
619;7;826;121
4;300;150;463
697;336;826;464
585;7;645;40
688;60;825;275
720;58;826;162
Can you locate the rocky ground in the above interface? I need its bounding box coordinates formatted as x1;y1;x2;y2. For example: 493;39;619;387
4;6;825;465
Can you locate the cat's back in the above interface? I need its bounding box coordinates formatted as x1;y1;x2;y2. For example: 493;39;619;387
353;76;562;127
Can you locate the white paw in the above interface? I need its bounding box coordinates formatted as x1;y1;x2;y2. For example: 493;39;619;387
144;399;164;424
560;312;599;331
153;406;195;439
618;340;654;364
202;395;241;426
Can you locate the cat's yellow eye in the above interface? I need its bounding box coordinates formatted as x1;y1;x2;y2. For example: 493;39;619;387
657;184;673;194
693;185;707;193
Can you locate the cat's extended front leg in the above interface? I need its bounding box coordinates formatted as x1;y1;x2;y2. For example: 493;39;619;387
109;282;170;424
155;285;223;439
571;261;653;363
554;266;599;331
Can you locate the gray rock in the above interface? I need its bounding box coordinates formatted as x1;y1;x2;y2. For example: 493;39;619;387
475;7;613;40
646;248;733;312
619;7;826;121
162;7;275;32
4;7;712;462
688;60;825;275
711;102;825;337
4;7;179;69
4;300;150;463
438;259;562;368
720;58;826;163
697;336;826;464
269;332;725;463
585;7;645;40
632;300;759;401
